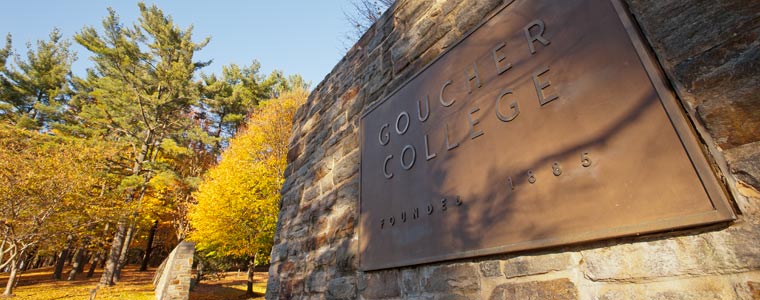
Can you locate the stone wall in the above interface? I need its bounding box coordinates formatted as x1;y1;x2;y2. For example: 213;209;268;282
154;241;194;300
266;0;760;299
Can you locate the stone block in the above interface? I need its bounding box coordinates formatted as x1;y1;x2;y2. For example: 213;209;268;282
408;19;450;60
503;252;576;278
306;271;327;293
339;133;359;157
314;245;336;267
280;277;304;298
266;277;280;300
479;261;502;278
333;150;360;184
624;0;760;64
313;160;333;183
594;276;737;300
318;176;335;196
327;277;356;300
725;141;760;191
719;224;760;270
453;0;502;35
336;180;359;207
335;239;358;275
360;270;401;299
401;268;422;296
303;185;320;203
628;2;760;151
395;0;434;27
422;264;480;296
488;279;577;300
581;233;744;281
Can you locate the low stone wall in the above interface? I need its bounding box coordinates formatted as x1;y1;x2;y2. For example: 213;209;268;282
153;241;194;300
266;0;760;299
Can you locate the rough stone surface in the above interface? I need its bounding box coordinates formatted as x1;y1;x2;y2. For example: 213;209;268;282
592;275;741;300
503;252;576;278
626;0;760;188
266;0;760;299
479;261;502;278
747;281;760;300
725;141;760;190
488;279;577;300
421;264;480;296
153;241;194;300
360;270;401;299
327;277;356;300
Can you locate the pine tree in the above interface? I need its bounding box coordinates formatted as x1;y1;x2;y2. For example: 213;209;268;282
0;29;76;130
199;62;286;151
73;2;209;286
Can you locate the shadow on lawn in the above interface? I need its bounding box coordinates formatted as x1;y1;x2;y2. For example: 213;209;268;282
191;273;268;300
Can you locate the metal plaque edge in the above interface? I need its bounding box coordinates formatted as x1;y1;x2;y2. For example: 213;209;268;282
357;0;737;271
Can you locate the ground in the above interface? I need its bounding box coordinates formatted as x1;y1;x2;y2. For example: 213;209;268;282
0;265;266;299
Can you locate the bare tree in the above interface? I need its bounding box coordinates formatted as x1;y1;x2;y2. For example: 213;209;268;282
343;0;395;46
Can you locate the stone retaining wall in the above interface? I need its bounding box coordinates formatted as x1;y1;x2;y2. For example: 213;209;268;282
266;0;760;299
154;241;194;300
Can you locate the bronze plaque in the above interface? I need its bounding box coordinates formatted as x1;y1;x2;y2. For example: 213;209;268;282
358;0;734;271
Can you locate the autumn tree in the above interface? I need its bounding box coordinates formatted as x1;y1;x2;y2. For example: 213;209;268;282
189;87;307;296
0;125;117;296
0;29;76;130
73;2;209;286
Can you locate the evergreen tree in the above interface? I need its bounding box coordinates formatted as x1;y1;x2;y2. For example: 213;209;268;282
0;29;75;130
73;2;209;286
199;61;287;151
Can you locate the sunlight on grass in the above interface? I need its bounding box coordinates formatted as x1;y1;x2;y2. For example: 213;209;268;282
190;272;267;300
0;267;154;300
0;266;267;300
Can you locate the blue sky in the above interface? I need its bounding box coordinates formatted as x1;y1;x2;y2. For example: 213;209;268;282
0;0;357;87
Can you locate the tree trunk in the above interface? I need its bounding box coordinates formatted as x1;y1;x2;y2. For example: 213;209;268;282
80;252;91;272
3;258;18;297
101;131;153;286
99;219;127;286
194;259;204;286
140;220;158;271
246;254;257;296
65;248;75;266
87;251;101;278
99;252;107;268
53;240;72;280
67;248;85;281
33;256;43;269
114;218;137;281
19;249;35;271
29;255;40;270
43;255;54;268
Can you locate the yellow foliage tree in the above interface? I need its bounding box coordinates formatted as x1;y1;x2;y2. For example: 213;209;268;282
0;125;120;295
189;88;306;296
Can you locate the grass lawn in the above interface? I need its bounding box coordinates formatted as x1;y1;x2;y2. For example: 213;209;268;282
191;271;267;300
0;265;266;300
